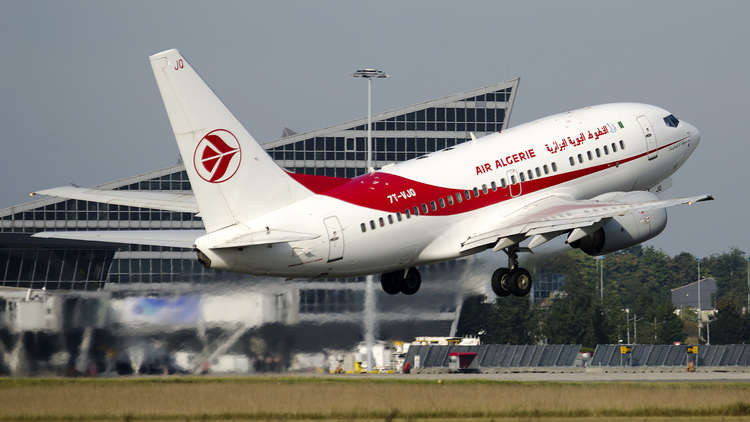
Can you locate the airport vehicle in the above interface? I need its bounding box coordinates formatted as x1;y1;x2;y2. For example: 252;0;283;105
33;49;712;297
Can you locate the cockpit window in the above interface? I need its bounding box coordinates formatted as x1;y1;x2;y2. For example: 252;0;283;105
663;114;680;127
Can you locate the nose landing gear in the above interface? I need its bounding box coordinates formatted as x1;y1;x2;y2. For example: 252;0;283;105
490;246;532;297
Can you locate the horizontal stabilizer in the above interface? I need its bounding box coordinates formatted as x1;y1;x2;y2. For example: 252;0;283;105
32;186;198;214
31;230;204;249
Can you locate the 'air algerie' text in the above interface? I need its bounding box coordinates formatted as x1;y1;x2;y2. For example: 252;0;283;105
475;148;536;175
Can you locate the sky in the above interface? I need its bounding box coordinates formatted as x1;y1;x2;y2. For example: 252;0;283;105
0;1;747;258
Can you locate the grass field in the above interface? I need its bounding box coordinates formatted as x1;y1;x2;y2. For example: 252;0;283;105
1;376;750;421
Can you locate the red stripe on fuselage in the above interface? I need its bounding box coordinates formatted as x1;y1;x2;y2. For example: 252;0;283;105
286;171;351;193
289;138;686;215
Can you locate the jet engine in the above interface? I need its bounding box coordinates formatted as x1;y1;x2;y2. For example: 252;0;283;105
570;191;667;256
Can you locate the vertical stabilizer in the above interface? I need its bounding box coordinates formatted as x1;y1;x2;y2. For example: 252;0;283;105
149;49;311;233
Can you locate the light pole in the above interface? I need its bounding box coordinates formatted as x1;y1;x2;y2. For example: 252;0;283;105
625;308;630;344
697;258;702;343
353;68;388;374
594;256;605;301
744;252;749;313
353;68;389;172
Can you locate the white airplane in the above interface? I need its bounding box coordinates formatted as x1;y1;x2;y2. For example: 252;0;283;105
33;49;712;297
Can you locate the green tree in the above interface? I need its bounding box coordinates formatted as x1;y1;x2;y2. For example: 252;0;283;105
665;252;698;289
456;294;543;344
703;248;749;306
485;295;542;344
651;301;686;344
710;297;750;344
544;255;611;347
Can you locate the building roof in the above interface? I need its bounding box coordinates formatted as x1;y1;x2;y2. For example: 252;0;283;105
263;78;519;149
671;278;717;310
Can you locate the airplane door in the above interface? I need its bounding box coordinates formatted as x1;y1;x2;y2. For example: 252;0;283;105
637;115;658;160
506;168;521;197
323;216;344;262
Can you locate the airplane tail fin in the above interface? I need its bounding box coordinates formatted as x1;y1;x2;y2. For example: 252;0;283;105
149;49;312;233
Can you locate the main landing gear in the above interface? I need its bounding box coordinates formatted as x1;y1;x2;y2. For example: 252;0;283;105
491;246;532;297
380;267;421;295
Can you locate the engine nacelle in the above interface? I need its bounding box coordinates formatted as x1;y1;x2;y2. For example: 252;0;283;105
570;191;668;256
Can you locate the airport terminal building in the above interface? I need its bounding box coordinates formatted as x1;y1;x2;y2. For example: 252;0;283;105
0;79;522;342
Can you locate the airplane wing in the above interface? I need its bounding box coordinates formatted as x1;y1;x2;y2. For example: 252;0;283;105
460;193;714;252
31;230;204;249
31;186;199;214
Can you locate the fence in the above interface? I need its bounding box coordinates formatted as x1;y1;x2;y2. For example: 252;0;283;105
591;344;750;367
403;344;581;369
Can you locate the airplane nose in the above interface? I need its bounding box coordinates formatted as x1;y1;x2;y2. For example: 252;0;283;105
685;121;700;147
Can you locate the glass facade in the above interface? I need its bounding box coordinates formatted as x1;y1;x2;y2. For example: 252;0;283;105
0;248;113;290
0;79;518;305
264;87;512;177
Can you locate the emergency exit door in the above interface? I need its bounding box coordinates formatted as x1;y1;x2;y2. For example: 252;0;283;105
506;168;522;197
323;216;344;262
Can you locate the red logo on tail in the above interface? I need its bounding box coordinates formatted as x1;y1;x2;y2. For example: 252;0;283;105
193;129;242;183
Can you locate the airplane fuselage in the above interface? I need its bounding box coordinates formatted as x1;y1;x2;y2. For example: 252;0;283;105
197;103;700;277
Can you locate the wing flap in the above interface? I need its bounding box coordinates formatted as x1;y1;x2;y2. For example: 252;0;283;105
32;230;204;249
32;186;199;214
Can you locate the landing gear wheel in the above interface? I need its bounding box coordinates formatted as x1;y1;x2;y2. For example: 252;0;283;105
400;267;421;295
380;272;402;295
491;268;511;297
507;268;532;297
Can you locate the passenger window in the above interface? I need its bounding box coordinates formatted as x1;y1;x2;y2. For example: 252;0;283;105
543;164;549;175
360;223;366;233
439;198;446;208
405;209;411;218
595;148;601;158
421;203;428;214
481;184;488;194
511;175;517;184
430;200;437;211
519;172;525;182
551;162;558;172
387;215;394;224
379;217;385;227
473;187;479;197
370;220;376;230
587;151;592;160
527;170;533;180
577;154;583;164
456;192;463;203
535;167;541;177
604;145;609;155
447;195;454;206
490;181;497;191
619;140;625;150
396;212;402;222
501;178;507;188
413;206;420;216
464;190;471;200
611;142;617;152
569;156;575;166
